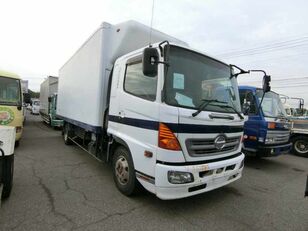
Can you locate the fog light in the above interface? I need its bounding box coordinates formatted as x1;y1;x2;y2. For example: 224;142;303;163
168;171;194;184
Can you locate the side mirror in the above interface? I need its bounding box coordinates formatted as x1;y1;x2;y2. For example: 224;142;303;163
23;93;31;104
142;47;159;77
263;75;271;92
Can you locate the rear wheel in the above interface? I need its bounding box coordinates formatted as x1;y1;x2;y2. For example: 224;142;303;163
1;155;14;200
63;123;73;145
292;136;308;157
112;146;138;196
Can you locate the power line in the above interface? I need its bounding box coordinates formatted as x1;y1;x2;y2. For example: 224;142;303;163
215;35;308;55
217;37;308;56
220;43;308;59
235;50;308;65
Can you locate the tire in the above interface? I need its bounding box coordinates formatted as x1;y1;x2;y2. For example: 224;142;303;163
292;136;308;157
112;146;138;196
1;155;14;200
15;140;20;148
47;116;51;125
63;123;73;145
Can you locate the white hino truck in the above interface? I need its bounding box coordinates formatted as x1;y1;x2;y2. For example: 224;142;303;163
57;20;246;199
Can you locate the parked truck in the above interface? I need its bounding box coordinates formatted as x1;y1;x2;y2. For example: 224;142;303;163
39;76;63;127
57;20;248;200
0;125;15;199
0;70;25;145
281;96;308;157
239;86;291;157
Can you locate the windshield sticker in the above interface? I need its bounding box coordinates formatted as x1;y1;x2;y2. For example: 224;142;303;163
173;73;185;89
0;107;15;125
175;93;195;107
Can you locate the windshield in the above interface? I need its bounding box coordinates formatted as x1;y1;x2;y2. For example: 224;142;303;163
256;90;287;118
0;76;21;106
164;46;241;113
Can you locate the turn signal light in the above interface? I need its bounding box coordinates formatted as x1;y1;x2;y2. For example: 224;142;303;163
268;122;276;129
158;123;181;151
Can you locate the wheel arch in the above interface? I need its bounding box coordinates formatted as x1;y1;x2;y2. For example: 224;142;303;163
108;135;131;163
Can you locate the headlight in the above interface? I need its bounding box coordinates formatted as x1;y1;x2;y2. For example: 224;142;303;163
265;137;274;144
258;137;264;142
168;171;194;184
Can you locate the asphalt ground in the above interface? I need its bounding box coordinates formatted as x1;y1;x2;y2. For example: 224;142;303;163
0;113;307;231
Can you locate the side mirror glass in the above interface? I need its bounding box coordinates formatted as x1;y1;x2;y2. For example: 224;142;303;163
142;47;159;77
23;93;31;104
263;75;271;92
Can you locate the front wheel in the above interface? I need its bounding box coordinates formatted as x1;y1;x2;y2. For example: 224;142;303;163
112;146;138;196
292;136;308;157
1;155;14;200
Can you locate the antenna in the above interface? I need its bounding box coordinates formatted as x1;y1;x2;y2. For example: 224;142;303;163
149;0;155;46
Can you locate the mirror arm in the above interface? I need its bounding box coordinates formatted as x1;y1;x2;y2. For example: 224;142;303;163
158;40;170;57
154;61;169;67
230;64;250;79
249;69;267;75
257;91;266;115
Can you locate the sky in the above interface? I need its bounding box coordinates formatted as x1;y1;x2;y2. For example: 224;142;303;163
0;0;308;107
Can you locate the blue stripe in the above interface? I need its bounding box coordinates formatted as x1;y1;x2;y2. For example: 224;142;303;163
56;114;103;134
109;115;159;130
108;115;243;134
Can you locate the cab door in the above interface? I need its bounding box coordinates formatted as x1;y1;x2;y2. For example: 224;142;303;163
110;56;160;177
240;90;262;150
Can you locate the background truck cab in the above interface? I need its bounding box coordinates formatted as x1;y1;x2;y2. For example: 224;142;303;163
239;86;291;157
0;70;24;144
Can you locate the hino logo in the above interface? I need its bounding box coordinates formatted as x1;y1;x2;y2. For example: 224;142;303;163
214;135;226;150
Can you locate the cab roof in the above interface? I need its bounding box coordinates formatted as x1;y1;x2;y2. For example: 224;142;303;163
239;85;259;91
0;69;20;79
239;85;279;95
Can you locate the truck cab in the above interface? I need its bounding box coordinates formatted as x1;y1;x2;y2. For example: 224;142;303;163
0;70;24;143
48;94;63;127
107;44;245;199
239;86;291;157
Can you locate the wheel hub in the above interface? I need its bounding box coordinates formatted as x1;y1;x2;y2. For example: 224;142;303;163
295;140;308;153
115;156;129;185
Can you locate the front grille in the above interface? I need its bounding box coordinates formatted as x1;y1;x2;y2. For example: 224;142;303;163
266;130;290;144
185;136;241;157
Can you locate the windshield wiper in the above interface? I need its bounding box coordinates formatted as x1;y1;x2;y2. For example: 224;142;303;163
217;104;244;120
192;99;229;117
192;99;244;119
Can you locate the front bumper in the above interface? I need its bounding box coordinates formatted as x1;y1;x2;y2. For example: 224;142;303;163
154;153;245;200
257;142;292;157
51;119;64;127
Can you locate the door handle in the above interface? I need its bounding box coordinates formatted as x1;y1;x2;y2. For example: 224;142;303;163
119;111;125;119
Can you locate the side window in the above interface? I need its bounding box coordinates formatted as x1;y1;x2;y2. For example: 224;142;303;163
240;90;257;115
124;62;157;101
